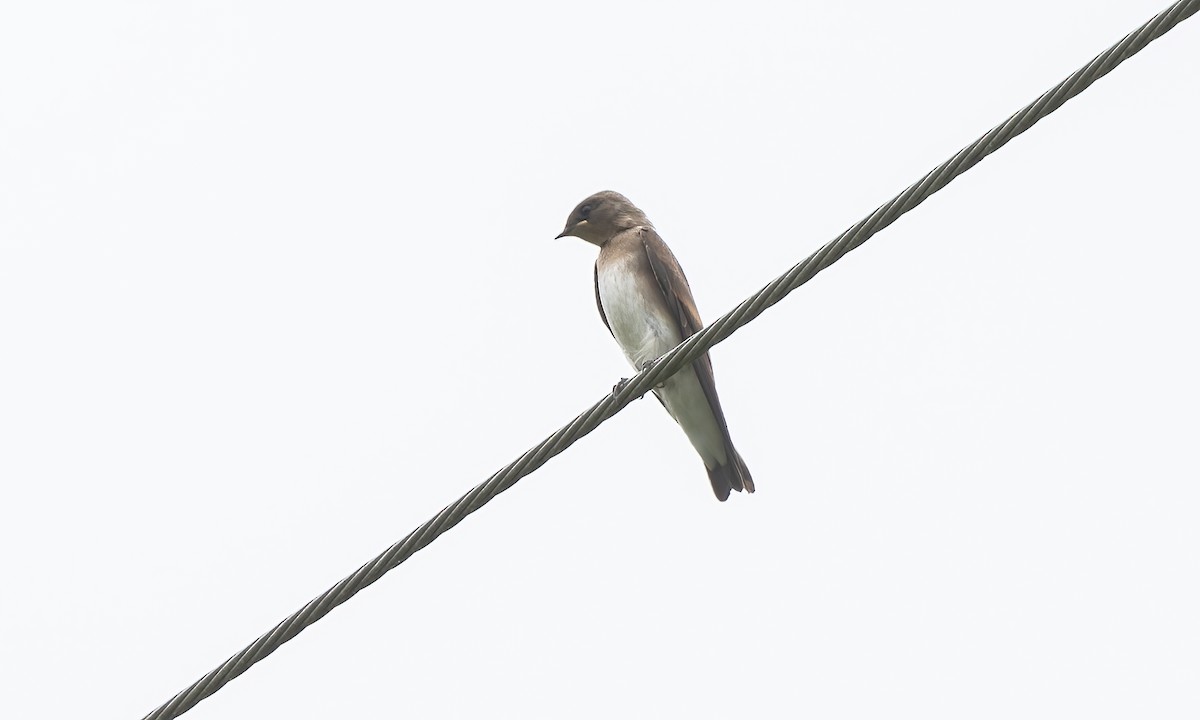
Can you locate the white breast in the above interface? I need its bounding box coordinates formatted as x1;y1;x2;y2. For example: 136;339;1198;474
595;256;728;468
596;258;681;371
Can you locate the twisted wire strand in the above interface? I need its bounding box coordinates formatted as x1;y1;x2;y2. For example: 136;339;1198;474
142;2;1199;717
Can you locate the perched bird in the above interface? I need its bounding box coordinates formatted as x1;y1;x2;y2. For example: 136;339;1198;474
557;191;754;501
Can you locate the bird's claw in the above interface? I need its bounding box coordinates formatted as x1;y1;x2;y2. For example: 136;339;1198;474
612;361;664;399
642;361;665;389
613;376;648;400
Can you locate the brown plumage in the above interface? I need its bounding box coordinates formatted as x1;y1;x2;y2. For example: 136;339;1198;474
558;191;754;501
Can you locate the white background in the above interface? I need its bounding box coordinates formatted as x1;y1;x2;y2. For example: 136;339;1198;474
2;2;1197;718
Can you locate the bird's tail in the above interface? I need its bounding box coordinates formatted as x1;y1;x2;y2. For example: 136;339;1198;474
706;445;755;502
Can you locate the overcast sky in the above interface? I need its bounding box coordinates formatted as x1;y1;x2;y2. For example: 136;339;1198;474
2;2;1198;718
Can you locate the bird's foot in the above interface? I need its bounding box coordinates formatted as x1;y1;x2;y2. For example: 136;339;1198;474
641;361;665;389
612;362;663;399
612;376;645;399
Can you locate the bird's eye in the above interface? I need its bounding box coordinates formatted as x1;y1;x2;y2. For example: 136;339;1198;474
579;204;592;218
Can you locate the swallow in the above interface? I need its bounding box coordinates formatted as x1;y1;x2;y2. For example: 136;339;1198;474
558;190;754;501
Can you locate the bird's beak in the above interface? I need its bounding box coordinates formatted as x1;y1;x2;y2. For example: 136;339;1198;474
556;219;585;240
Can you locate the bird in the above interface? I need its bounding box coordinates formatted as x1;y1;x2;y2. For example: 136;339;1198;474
557;191;754;501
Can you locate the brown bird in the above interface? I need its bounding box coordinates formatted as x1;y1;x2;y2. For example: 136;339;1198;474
557;191;754;501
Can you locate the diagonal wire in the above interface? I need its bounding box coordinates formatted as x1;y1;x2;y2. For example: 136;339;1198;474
141;2;1199;717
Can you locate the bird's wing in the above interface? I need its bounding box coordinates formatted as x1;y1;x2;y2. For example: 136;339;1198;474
638;228;733;433
593;262;614;338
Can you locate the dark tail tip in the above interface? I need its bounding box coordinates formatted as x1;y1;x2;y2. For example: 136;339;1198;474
706;447;753;501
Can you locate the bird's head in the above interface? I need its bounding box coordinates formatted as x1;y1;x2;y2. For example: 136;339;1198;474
556;191;651;247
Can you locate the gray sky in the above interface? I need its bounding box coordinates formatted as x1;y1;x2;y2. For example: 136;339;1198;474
2;2;1198;718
